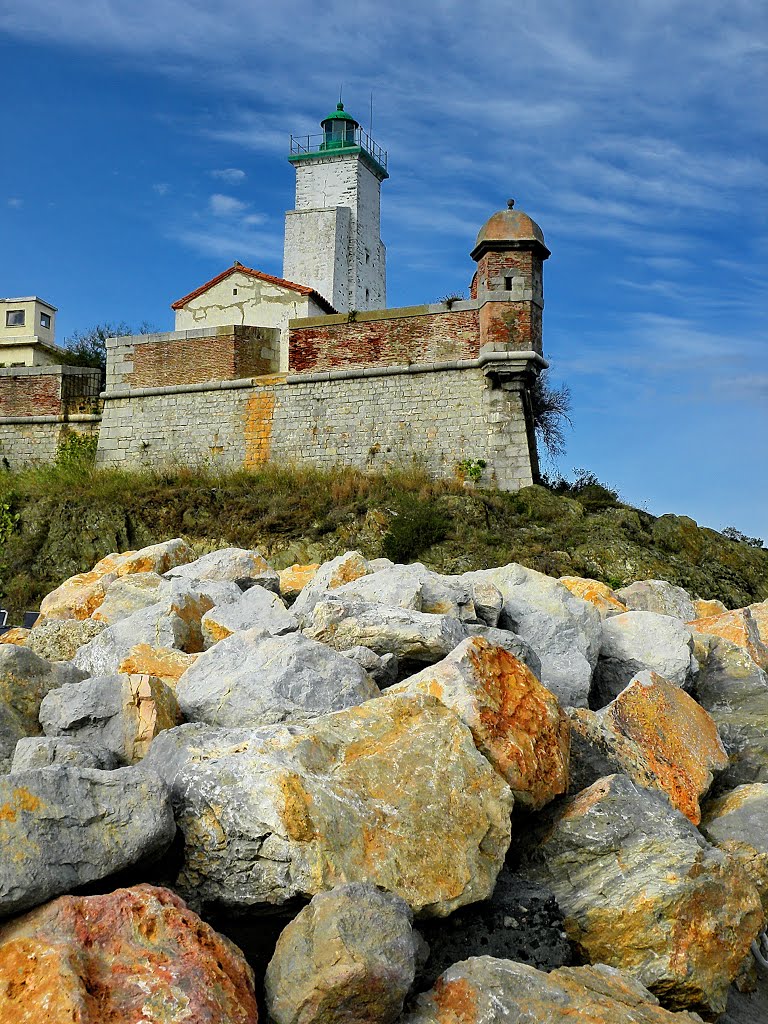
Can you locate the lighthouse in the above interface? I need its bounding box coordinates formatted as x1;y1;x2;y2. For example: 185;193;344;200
283;102;388;312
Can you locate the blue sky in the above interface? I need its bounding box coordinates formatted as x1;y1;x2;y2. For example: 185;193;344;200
1;1;766;539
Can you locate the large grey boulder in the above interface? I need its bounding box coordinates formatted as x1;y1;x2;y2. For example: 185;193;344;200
0;765;175;917
339;646;399;688
701;784;768;913
0;646;87;772
93;572;243;628
200;585;298;647
302;595;468;665
25;618;107;662
72;583;221;675
402;958;706;1024
11;736;119;771
334;563;482;621
165;545;273;582
292;551;373;616
617;580;697;622
519;773;763;1018
143;693;513;916
591;611;697;708
463;563;601;707
264;883;418;1024
40;673;183;764
690;636;768;792
175;626;378;728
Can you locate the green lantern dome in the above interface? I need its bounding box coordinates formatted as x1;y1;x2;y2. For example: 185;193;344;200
320;102;359;129
288;102;389;180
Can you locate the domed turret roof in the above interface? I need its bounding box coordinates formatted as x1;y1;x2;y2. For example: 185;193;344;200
471;200;550;260
320;102;359;127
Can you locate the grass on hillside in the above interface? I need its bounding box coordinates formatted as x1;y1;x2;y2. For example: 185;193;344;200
0;439;764;621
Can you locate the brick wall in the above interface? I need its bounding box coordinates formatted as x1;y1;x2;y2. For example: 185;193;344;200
0;366;102;418
289;305;481;372
126;327;279;388
106;326;281;391
0;373;60;416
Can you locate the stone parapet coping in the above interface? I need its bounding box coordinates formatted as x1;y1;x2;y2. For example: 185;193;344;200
0;364;101;378
0;414;102;425
100;351;548;400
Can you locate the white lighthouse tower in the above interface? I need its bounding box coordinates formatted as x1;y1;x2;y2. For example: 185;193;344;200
283;103;388;312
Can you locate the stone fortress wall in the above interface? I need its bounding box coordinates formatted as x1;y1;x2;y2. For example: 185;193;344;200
0;204;549;491
97;299;544;491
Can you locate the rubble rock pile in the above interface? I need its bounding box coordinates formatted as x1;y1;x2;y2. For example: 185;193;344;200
1;540;766;1022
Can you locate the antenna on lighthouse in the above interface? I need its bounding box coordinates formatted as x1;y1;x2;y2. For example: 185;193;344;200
370;91;374;136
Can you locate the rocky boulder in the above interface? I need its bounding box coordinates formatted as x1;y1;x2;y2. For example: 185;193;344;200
279;562;320;602
37;538;195;622
25;618;106;661
462;624;543;676
0;884;258;1023
568;670;728;823
302;594;468;665
402;958;707;1024
265;882;418;1024
0;646;86;772
390;637;569;809
0;765;175;916
40;673;182;765
175;627;377;728
463;563;601;708
72;584;218;675
560;575;628;618
116;643;199;686
201;584;298;647
591;611;697;708
617;580;697;622
701;784;768;912
11;736;119;771
165;545;271;582
292;550;372;615
691;637;768;791
519;773;763;1018
144;694;513;916
689;605;768;670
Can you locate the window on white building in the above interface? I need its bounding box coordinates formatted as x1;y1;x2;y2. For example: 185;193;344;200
40;312;51;329
5;310;24;327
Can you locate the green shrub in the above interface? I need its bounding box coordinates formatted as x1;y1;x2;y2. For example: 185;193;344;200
55;431;98;470
382;496;450;562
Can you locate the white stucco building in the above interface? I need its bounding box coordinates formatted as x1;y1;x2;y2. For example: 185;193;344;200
283;102;388;312
171;263;335;371
0;296;63;366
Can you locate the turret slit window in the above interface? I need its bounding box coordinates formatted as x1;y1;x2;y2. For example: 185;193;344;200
504;277;513;291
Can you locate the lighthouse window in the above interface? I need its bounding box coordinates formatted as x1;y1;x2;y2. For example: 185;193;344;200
504;276;513;291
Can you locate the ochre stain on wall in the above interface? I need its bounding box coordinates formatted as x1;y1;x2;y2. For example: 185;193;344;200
244;392;275;468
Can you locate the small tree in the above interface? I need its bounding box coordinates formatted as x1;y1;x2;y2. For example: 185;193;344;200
61;321;157;371
529;368;572;460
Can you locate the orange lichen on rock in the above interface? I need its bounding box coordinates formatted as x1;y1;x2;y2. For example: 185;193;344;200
117;644;199;686
605;673;728;824
559;576;627;618
431;975;480;1024
37;540;194;623
688;605;768;669
0;885;258;1023
0;628;29;647
0;787;43;823
390;637;569;810
328;552;370;589
693;597;728;619
278;563;320;601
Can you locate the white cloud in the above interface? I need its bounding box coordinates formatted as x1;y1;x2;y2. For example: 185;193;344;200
152;182;170;195
209;193;249;217
6;197;23;208
211;167;246;183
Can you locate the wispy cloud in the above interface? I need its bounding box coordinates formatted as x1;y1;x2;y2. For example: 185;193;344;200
211;167;246;184
6;197;23;208
152;182;170;196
